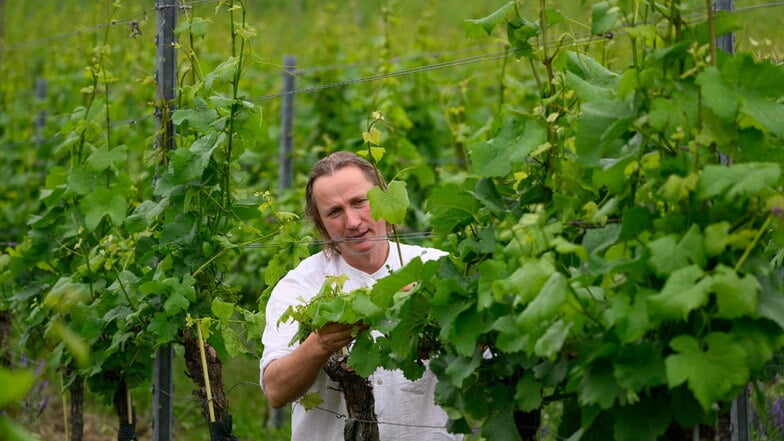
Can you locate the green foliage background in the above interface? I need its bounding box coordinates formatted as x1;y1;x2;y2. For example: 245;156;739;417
1;1;783;440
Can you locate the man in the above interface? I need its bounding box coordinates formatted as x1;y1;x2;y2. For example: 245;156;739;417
260;151;460;440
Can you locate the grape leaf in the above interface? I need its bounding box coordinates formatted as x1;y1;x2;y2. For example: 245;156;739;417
613;343;667;391
172;104;220;134
613;393;671;441
534;319;572;359
81;187;127;231
464;1;516;38
591;1;619;36
711;265;760;319
298;392;324;411
698;163;781;201
665;333;749;410
86;145;128;172
480;407;522;441
579;359;624;409
212;300;235;322
515;372;543;412
517;272;570;329
468;117;546;177
368;180;409;224
427;183;480;236
647;225;706;276
647;265;710;321
149;312;182;344
695;66;739;121
0;369;35;407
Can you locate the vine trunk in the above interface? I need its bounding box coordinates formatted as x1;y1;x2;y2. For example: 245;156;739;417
324;353;379;441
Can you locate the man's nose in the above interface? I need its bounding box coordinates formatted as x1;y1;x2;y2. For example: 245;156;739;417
345;208;362;229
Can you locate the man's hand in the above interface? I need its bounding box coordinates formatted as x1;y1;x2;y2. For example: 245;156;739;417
314;321;369;355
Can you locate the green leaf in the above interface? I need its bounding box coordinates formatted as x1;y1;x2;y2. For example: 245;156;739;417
648;97;684;132
189;17;210;37
758;287;784;330
427;183;480;236
613;393;671;441
172;105;220;134
212;300;235;322
464;1;517;38
506;18;539;59
86;145;128;172
44;278;91;312
351;293;383;322
347;333;381;377
444;350;482;389
580;359;624;409
582;223;621;256
575;99;635;166
604;291;651;344
124;198;169;232
468;117;546;177
164;291;190;314
740;95;784;138
695;66;739;122
242;309;266;342
514;372;543;412
665;333;749;410
556;51;618;102
697;163;781;201
79;187;127;231
64;165;98;196
647;265;709;321
204;56;239;89
149;312;181;344
368;181;409;224
704;222;731;257
481;407;522;441
492;316;529;353
495;257;556;306
0;368;35;407
711;265;760;319
298;392;324;411
534;319;572;359
448;306;484;357
176;132;223;182
722;53;784;98
647;225;706;276
517;272;570;329
159;213;198;246
0;415;40;441
620;207;653;241
362;127;382;146
389;292;428;358
222;326;246;357
613;343;667;391
591;1;619;35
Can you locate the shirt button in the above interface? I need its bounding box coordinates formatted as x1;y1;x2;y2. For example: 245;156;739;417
376;379;383;385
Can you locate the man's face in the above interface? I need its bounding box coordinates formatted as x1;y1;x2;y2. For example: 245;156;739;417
312;165;389;271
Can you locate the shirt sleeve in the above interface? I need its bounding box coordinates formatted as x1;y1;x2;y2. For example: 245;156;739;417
259;275;311;392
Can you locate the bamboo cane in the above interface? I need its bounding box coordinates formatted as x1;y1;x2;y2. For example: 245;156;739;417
196;319;217;422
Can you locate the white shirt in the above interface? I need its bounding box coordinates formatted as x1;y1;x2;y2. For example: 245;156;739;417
260;242;462;441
